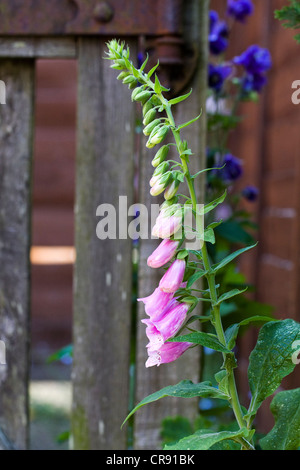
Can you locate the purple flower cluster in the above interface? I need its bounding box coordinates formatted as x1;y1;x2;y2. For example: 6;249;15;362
209;10;229;55
208;0;271;96
234;45;272;93
227;0;254;22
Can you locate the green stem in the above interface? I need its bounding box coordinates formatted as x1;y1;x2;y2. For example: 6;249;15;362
164;100;247;437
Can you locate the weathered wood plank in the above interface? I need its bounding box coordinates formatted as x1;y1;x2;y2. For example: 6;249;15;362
134;0;208;450
71;38;136;450
0;60;35;450
0;38;77;58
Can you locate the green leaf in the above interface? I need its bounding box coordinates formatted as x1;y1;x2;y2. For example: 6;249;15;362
164;428;247;450
202;191;227;215
191;164;226;180
247;319;300;421
214;288;248;307
260;388;300;450
140;53;149;72
169;89;192;106
186;270;207;288
212;243;257;273
122;380;228;427
215;370;230;396
177;113;202;131
154;73;169;93
168;331;231;354
202;227;215;245
225;316;274;350
147;61;159;79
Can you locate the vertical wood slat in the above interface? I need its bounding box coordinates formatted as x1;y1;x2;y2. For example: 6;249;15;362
134;0;208;450
71;38;137;450
0;60;35;450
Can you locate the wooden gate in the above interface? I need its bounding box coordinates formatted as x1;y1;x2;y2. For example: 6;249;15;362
0;0;208;450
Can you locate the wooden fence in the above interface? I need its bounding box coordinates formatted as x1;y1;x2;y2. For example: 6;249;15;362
0;0;208;450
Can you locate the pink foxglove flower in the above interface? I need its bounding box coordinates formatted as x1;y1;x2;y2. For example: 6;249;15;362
147;239;179;269
152;211;182;239
137;287;174;320
159;259;186;293
145;342;192;368
142;301;189;350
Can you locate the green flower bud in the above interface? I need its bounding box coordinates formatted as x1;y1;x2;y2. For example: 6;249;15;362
153;161;170;177
151;145;170;167
134;90;152;104
164;179;180;201
149;125;169;145
142;99;154;117
143;108;157;126
143;119;162;136
131;86;145;101
117;71;130;81
122;75;137;85
150;172;172;196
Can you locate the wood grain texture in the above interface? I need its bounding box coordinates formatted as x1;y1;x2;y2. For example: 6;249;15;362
0;60;35;449
71;38;136;450
0;38;77;58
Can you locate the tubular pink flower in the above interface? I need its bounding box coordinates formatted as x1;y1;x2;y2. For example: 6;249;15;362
159;259;186;293
142;301;189;350
147;239;179;269
145;342;192;368
137;287;174;320
152;211;182;239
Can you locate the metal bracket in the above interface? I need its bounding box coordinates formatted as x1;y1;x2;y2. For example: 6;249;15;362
142;35;199;98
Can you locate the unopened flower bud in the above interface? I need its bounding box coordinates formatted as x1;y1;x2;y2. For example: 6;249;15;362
150;172;171;196
153;161;170;177
151;145;170;167
122;75;136;85
143;108;157;126
134;90;152;104
117;71;130;81
164;179;180;200
149;126;169;146
131;86;145;101
142;99;154;117
143;119;162;136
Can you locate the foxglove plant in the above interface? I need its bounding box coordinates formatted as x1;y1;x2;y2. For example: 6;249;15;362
106;39;300;451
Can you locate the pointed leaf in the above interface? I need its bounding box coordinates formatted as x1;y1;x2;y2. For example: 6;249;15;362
260;388;300;450
201;191;227;215
225;316;274;350
147;61;159;79
169;89;192;106
212;243;257;273
140;54;149;72
187;269;207;288
168;331;230;353
122;380;228;427
177;113;202;131
214;288;248;306
247;319;300;420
